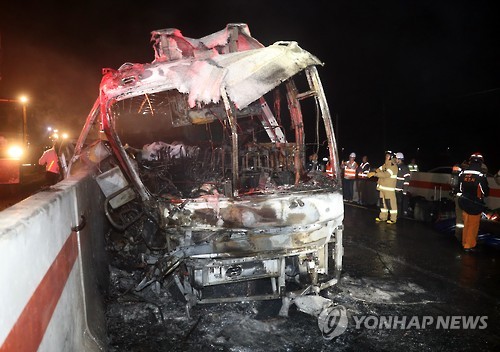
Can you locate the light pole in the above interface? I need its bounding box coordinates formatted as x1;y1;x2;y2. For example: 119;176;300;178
19;96;28;146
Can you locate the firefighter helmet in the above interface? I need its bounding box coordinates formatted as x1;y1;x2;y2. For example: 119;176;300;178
349;152;356;158
469;152;483;163
396;152;404;160
385;150;396;158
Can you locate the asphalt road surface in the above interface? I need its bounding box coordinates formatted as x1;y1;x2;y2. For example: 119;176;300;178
105;203;500;351
2;176;499;350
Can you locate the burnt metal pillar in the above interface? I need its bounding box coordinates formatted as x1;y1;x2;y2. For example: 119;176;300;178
220;86;239;197
285;80;306;184
305;66;340;179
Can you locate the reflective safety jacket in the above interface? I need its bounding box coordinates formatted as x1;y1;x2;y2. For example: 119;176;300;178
458;162;490;215
357;162;370;179
408;163;419;172
343;160;358;180
38;147;60;174
326;162;334;178
395;163;411;192
374;160;398;192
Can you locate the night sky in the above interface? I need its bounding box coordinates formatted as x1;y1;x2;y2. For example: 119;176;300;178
1;0;499;172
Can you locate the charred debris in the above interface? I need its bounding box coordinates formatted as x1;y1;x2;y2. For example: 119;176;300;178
69;23;344;316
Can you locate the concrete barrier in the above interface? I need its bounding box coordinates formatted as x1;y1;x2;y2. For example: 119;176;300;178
0;170;109;351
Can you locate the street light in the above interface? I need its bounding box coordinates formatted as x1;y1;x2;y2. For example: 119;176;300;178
19;95;28;145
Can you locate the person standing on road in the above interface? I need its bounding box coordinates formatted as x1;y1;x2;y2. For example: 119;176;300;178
38;140;62;186
458;152;490;252
356;155;371;205
307;153;320;172
342;152;358;202
368;151;399;224
450;159;468;242
408;158;419;173
395;152;411;219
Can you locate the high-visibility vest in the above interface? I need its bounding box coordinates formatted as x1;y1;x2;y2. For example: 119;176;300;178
38;147;60;174
326;162;334;177
358;162;370;178
343;161;357;179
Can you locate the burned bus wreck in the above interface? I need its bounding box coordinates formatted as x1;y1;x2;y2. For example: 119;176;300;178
70;24;343;314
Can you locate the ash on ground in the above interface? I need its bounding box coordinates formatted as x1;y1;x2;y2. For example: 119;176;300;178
104;230;497;351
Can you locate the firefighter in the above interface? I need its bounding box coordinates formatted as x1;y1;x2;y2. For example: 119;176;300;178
395;152;411;218
368;151;399;224
450;160;468;242
457;152;490;252
342;152;358;202
356;155;371;205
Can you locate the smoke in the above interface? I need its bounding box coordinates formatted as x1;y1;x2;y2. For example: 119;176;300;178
0;36;102;141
